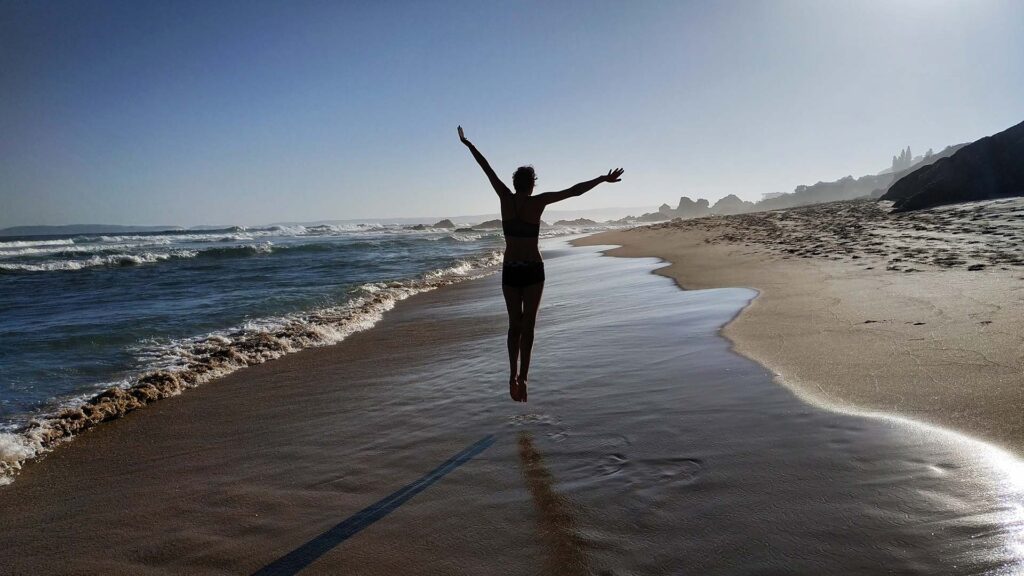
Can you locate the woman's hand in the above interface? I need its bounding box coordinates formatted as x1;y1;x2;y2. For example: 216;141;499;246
458;125;471;146
604;168;625;183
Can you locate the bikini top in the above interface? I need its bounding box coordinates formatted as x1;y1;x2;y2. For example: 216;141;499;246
502;196;540;238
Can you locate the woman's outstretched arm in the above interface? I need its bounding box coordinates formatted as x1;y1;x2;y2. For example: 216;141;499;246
458;126;511;197
536;168;624;205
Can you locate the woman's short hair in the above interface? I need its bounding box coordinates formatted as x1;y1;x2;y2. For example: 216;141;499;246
512;166;537;193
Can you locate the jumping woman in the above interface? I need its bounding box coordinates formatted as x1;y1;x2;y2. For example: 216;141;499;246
458;126;624;402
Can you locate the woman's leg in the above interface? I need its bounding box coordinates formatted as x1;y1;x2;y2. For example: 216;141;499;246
517;282;544;401
502;285;524;400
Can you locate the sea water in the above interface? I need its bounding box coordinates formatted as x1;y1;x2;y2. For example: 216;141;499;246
0;222;602;478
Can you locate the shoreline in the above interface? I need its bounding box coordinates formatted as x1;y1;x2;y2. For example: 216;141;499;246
574;198;1024;455
0;248;504;486
3;239;1024;573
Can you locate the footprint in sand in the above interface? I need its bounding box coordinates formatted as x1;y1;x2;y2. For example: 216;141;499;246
630;457;704;487
506;413;570;442
507;413;559;427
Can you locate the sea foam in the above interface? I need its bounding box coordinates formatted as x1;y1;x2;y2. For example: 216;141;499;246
0;250;503;485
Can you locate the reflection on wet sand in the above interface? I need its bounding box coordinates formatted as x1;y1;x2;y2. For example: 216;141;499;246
517;432;590;576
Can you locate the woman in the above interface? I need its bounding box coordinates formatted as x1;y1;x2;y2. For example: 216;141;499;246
458;126;624;402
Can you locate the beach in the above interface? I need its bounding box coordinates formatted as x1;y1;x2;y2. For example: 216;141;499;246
7;0;1024;572
3;238;1024;574
576;198;1024;454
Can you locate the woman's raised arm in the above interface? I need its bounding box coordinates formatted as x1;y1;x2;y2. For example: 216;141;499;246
459;126;511;197
535;168;624;206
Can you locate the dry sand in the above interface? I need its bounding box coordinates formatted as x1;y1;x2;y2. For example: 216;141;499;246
576;197;1024;454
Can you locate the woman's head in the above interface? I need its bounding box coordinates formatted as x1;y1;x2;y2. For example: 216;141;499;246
512;165;537;195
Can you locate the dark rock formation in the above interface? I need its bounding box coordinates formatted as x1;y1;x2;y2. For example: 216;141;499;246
473;219;503;229
408;218;458;230
881;120;1024;212
553;218;598;226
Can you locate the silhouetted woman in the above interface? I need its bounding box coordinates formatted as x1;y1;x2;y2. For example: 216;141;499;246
459;126;624;402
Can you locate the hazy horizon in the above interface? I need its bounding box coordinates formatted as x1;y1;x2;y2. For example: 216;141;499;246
0;204;662;234
2;1;1023;228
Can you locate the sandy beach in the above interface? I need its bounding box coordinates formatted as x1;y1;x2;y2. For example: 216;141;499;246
3;239;1024;574
577;198;1024;454
7;1;1024;573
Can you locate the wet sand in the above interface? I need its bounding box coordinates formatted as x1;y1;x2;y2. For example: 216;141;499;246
2;240;1024;574
577;198;1024;454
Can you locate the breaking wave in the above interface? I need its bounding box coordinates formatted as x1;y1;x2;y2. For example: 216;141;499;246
0;250;503;485
0;229;504;274
0;250;201;272
0;243;283;272
0;238;76;248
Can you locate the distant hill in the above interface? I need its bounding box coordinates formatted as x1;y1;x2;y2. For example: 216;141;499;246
881;120;1024;212
642;141;968;222
754;143;966;211
0;224;182;238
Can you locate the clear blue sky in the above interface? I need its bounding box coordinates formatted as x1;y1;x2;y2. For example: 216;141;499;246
2;0;1022;227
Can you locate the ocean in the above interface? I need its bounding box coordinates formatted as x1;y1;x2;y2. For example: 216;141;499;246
0;222;604;481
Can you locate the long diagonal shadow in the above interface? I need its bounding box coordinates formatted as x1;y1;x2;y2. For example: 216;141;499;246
252;434;496;576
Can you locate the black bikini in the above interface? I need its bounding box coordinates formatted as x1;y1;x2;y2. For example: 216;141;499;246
501;211;540;239
501;195;545;288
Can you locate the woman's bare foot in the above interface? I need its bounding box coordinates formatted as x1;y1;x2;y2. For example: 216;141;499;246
517;374;528;403
509;376;520;401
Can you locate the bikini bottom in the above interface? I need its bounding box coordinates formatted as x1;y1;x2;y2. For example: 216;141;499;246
501;260;545;287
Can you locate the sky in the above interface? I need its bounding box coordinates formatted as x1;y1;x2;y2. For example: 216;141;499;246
1;0;1022;228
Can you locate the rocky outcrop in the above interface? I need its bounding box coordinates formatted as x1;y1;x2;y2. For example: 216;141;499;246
473;219;503;229
553;218;598;226
407;218;457;231
711;194;755;215
639;138;971;220
891;146;915;172
635;211;670;222
675;196;710;218
881;120;1024;212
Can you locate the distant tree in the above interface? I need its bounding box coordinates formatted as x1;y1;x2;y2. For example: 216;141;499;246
925;148;934;158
